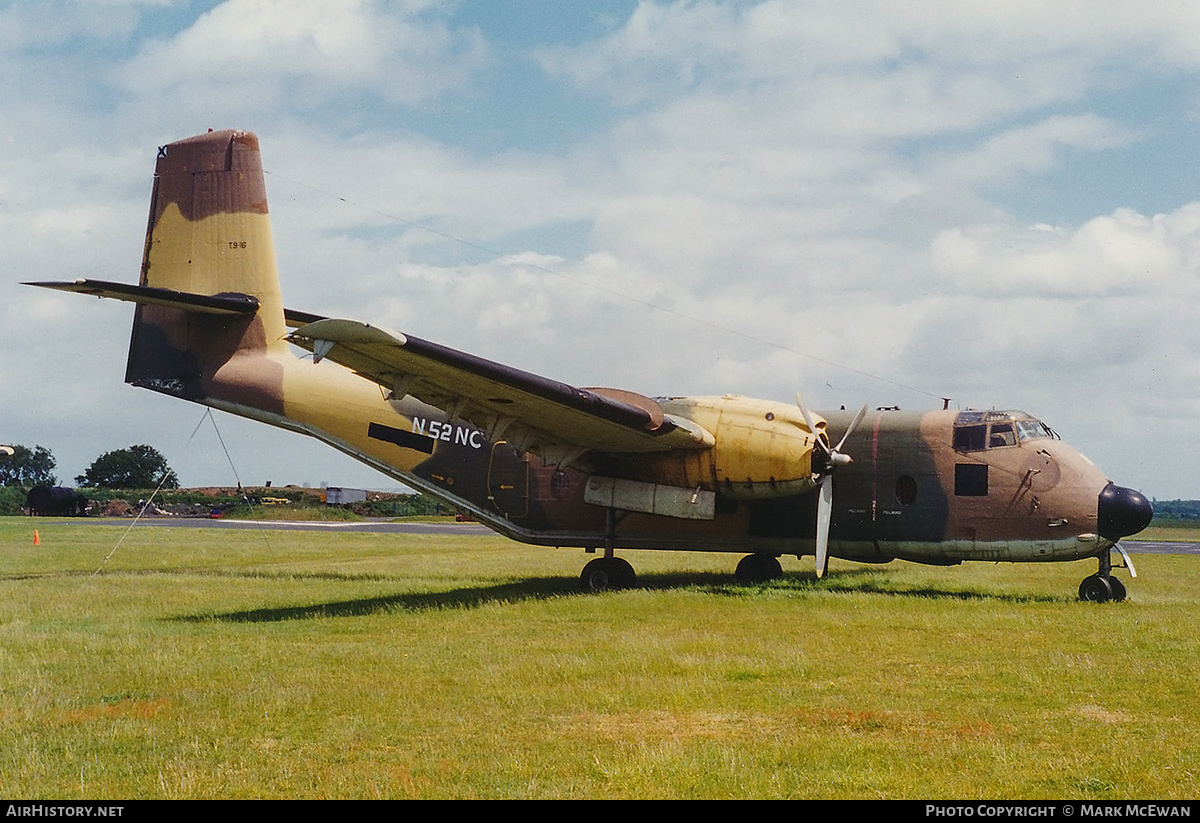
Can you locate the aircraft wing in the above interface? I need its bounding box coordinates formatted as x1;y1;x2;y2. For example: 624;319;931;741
288;318;714;462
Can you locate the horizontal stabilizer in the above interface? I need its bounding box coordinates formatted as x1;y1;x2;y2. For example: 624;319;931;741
27;279;259;316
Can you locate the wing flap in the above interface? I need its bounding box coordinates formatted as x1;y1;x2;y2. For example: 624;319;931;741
289;318;714;457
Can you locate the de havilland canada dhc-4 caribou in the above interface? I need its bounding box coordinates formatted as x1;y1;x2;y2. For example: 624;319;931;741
30;129;1154;601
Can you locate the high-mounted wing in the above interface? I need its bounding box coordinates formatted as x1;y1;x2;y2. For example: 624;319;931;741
288;318;714;466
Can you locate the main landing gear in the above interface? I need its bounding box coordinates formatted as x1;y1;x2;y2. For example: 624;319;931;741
580;556;636;592
580;552;788;592
580;508;637;592
578;508;789;592
1078;545;1135;603
734;553;783;584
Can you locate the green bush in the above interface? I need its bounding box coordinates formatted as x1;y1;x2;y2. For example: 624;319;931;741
0;486;27;516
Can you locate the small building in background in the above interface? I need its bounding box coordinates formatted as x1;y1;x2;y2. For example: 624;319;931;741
323;487;367;506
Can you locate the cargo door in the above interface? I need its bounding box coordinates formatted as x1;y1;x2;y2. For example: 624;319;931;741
486;441;529;519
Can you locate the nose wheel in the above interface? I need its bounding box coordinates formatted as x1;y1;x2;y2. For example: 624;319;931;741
1078;547;1130;603
1079;573;1125;602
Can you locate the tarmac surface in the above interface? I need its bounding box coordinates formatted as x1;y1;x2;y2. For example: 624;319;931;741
67;516;489;536
57;517;1200;554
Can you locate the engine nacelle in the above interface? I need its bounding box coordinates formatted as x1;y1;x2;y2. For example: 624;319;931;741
648;395;824;500
708;395;823;498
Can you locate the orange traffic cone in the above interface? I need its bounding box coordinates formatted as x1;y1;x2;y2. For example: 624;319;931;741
33;529;40;545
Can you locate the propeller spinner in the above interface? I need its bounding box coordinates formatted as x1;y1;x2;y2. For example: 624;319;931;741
796;396;868;578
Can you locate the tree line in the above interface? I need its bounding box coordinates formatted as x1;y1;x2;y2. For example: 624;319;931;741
0;444;179;490
1;445;447;519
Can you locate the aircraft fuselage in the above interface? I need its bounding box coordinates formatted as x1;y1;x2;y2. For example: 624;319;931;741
199;347;1122;568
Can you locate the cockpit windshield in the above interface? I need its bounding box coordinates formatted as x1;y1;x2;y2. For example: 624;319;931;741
1014;419;1055;442
953;410;1057;452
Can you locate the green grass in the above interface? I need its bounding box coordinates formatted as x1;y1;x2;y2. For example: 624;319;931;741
1139;520;1200;542
1;517;1197;799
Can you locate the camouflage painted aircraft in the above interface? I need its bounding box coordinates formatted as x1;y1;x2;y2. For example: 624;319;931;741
30;129;1153;601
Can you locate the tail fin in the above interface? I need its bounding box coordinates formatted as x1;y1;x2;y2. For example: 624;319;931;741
127;129;288;399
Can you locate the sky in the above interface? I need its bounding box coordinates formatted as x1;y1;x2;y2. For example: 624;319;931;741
2;0;1199;499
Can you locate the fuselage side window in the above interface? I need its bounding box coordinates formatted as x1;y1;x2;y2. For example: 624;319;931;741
955;463;989;496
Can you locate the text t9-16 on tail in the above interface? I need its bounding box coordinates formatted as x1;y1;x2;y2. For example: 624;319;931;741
28;129;1153;601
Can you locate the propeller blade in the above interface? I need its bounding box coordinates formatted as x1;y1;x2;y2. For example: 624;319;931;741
796;394;865;579
833;404;869;453
795;392;829;455
815;473;833;578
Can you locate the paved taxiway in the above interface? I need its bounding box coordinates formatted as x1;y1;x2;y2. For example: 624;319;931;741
56;518;1200;554
67;517;489;536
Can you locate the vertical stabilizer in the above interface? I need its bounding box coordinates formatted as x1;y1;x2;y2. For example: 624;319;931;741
127;129;287;409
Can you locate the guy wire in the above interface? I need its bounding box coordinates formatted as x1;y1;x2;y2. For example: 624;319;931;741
90;411;209;577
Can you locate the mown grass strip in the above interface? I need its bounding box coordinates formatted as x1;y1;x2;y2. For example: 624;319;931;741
0;518;1196;799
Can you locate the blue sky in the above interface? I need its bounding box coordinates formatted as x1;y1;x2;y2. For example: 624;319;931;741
3;0;1199;499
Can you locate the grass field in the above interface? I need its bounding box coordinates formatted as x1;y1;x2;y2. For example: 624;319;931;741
0;517;1197;799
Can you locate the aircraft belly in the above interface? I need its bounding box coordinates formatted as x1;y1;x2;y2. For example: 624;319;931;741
937;535;1104;562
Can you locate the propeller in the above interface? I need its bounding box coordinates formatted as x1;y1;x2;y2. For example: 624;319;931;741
796;395;869;578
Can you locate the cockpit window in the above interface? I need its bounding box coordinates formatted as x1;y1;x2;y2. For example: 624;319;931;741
1015;419;1055;442
954;422;1015;451
953;424;987;451
953;411;1056;451
989;423;1016;448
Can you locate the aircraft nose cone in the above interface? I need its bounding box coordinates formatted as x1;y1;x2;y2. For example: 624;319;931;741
1097;483;1153;540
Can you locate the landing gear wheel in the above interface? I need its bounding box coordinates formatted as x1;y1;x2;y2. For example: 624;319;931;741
735;553;783;584
580;557;636;593
1078;574;1113;603
1107;576;1127;603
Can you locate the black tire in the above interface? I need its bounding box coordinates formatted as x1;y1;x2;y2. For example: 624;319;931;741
735;553;783;584
1078;574;1113;603
580;557;636;593
1108;576;1127;603
610;557;636;589
580;559;612;592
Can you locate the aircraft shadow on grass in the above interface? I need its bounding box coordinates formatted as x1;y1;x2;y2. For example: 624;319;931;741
176;568;1057;624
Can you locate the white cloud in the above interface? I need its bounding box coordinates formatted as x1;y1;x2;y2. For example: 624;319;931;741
4;1;1200;498
119;0;486;111
931;114;1141;186
930;204;1200;298
0;0;156;51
